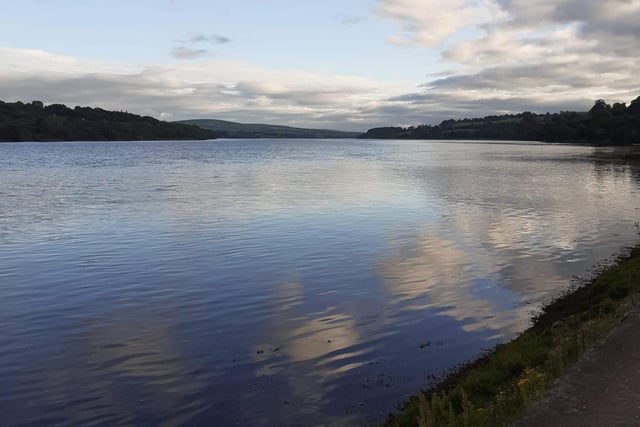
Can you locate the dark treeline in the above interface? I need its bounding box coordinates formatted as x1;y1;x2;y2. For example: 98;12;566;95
363;96;640;145
0;100;218;142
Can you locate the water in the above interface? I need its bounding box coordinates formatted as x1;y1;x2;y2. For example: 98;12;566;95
1;139;639;426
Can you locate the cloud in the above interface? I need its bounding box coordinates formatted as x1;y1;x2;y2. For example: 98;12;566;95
375;0;484;46
0;47;415;131
492;0;640;36
170;32;231;60
371;0;640;123
171;46;208;59
334;13;366;27
185;33;231;44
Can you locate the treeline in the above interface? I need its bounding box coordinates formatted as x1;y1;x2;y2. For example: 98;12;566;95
362;96;640;145
0;100;218;142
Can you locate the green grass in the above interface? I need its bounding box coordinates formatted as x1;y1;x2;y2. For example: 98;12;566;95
385;247;640;427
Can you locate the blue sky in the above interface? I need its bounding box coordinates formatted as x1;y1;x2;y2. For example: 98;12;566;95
1;0;639;130
1;0;447;79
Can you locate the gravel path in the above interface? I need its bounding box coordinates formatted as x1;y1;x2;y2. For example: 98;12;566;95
514;309;640;427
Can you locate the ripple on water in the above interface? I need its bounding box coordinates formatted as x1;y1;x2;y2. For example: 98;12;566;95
1;140;640;426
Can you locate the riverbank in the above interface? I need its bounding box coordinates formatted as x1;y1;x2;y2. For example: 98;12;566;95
514;307;640;426
385;245;640;427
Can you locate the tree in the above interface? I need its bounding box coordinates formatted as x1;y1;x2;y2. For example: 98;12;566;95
612;102;627;116
628;96;640;115
589;99;611;115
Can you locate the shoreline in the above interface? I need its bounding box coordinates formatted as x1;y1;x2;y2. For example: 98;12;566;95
514;307;640;426
384;245;640;427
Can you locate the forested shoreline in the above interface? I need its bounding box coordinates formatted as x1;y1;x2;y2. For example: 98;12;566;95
363;97;640;145
0;100;218;142
3;97;640;144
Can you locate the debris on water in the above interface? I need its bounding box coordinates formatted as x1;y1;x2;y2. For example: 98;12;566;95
419;341;432;348
272;347;280;352
256;350;264;354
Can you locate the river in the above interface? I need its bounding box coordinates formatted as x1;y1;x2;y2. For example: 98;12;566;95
1;139;639;426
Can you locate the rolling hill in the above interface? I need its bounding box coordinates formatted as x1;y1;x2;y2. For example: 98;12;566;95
175;119;362;139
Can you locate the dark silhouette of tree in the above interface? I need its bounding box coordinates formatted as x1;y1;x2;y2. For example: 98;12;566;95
361;96;640;145
0;100;219;142
628;96;640;115
612;103;627;116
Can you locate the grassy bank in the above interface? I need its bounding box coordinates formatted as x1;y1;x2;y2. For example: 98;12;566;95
385;246;640;427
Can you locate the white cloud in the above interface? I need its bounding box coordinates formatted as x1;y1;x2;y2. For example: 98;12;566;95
0;47;414;131
376;0;485;46
0;47;136;74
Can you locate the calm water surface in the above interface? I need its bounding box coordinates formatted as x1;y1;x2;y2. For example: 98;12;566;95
1;139;640;426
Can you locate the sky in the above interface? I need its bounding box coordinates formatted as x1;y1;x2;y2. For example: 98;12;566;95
0;0;639;131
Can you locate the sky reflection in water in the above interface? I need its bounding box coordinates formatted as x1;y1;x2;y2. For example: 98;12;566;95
1;140;639;426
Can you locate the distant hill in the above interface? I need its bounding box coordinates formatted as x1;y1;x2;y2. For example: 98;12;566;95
175;118;362;139
0;100;218;142
362;96;640;145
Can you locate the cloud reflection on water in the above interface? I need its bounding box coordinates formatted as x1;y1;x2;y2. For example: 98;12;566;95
3;141;640;426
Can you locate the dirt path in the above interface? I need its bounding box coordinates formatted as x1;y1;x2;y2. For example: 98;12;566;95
514;309;640;427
